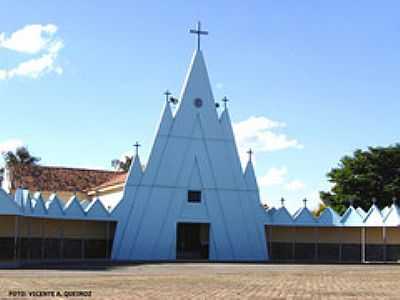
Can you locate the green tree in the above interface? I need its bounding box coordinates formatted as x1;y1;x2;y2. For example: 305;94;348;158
111;156;132;172
320;144;400;214
2;147;41;166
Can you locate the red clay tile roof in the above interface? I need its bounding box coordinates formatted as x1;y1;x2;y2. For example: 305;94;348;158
9;164;127;193
90;172;127;190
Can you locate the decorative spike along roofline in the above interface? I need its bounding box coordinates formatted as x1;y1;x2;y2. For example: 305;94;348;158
264;200;397;227
0;188;116;220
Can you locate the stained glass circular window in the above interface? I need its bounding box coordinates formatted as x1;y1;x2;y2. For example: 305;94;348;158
194;98;203;108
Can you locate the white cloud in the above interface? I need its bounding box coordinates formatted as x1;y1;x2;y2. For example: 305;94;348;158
233;116;303;165
0;24;57;54
216;82;223;89
285;180;306;191
0;139;24;154
259;166;287;187
0;24;63;80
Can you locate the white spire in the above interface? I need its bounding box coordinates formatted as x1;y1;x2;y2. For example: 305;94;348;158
157;101;173;136
244;159;258;191
125;155;143;186
171;50;221;139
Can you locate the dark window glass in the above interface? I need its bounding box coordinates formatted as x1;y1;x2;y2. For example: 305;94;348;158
188;190;201;203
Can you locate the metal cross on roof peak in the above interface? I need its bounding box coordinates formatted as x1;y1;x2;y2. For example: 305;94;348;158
280;197;285;207
189;21;208;50
247;148;253;161
164;90;171;103
303;198;307;207
222;96;229;110
133;141;141;156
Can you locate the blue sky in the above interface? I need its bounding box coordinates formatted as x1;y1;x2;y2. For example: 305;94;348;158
1;1;399;211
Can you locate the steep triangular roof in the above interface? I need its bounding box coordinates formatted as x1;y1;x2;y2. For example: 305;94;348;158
384;204;400;226
64;195;86;218
356;207;367;219
0;188;21;215
45;193;64;216
170;50;221;139
381;206;390;218
244;160;258;191
293;207;316;225
31;192;47;216
157;102;174;136
363;204;384;226
272;206;293;225
86;198;110;219
318;207;342;226
125;155;143;186
219;109;235;140
341;206;363;226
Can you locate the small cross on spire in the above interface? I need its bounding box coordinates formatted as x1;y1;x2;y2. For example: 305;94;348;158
281;197;285;207
189;21;208;50
133;141;141;157
222;96;229;110
303;198;307;207
164;90;171;103
247;148;253;161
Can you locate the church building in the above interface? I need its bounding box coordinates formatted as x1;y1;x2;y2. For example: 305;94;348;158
0;23;399;266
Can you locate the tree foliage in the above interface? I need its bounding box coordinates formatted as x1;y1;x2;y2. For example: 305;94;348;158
2;147;41;166
111;156;132;172
320;144;400;214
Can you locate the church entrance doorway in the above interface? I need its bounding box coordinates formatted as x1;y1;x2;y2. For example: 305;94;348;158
176;223;209;260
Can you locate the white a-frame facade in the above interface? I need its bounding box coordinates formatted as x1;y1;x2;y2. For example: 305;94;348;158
111;48;269;261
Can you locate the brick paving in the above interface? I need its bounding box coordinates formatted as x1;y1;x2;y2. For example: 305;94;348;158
0;263;399;299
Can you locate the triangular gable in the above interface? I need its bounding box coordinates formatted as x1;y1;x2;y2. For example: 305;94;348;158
125;155;143;186
219;109;235;141
45;193;64;216
341;206;363;226
356;207;367;218
171;50;221;140
272;206;293;225
14;188;24;209
318;207;342;226
157;102;174;136
86;198;110;219
0;188;21;215
363;204;384;226
381;206;390;218
383;204;400;226
244;160;258;191
31;192;48;216
80;200;90;209
64;195;86;218
293;207;316;226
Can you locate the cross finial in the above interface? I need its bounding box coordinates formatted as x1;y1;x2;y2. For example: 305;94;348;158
189;21;208;50
281;197;285;207
164;90;171;103
133;141;141;156
247;148;253;161
222;96;229;110
372;197;377;205
303;198;307;207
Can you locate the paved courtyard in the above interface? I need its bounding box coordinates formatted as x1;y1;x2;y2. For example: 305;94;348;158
0;263;399;299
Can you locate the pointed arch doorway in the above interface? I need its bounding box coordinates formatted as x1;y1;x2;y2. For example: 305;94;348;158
176;222;210;260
